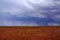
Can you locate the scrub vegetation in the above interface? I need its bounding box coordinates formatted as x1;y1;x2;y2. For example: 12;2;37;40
0;27;60;40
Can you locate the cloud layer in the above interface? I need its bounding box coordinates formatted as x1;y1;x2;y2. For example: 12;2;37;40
0;0;60;26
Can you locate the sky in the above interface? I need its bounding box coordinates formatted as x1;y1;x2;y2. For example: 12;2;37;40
0;0;60;26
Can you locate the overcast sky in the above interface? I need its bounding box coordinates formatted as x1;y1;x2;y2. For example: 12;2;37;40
0;0;60;26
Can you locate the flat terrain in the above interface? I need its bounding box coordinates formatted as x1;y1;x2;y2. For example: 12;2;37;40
0;27;60;40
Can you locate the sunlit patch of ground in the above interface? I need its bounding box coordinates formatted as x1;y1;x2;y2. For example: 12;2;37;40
0;26;60;40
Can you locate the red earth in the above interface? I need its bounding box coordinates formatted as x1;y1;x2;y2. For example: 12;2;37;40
0;26;60;40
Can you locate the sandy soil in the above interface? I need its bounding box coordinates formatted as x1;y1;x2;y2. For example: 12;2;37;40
0;27;60;40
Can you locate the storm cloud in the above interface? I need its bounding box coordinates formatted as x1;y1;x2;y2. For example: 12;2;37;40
0;0;60;26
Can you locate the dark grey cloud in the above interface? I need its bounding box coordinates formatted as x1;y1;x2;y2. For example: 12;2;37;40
0;0;60;26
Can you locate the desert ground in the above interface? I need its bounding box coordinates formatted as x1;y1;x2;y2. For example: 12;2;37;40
0;26;60;40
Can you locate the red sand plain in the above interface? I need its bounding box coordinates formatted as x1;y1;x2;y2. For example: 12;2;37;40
0;26;60;40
